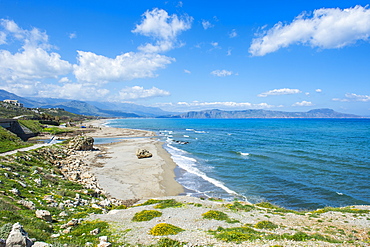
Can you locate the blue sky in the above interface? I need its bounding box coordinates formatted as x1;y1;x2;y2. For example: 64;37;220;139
0;0;369;115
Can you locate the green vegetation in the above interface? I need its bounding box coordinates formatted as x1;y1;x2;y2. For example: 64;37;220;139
43;127;74;135
153;238;187;247
132;210;162;222
202;210;239;223
149;223;184;236
139;199;184;209
0;126;32;153
210;226;340;244
255;202;298;214
18;120;44;133
254;220;279;229
312;206;369;215
226;201;255;212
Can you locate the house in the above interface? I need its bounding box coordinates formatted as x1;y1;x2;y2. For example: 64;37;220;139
3;99;23;107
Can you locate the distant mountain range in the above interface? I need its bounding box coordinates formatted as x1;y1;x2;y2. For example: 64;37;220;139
0;89;174;118
0;89;364;118
164;108;362;119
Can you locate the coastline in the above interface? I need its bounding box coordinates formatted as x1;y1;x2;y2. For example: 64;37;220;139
82;119;184;200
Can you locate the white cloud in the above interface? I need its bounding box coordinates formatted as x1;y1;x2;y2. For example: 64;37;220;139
132;8;192;53
229;29;237;38
184;69;191;74
58;77;71;83
157;101;279;111
258;88;302;97
0;19;72;83
211;69;233;77
0;31;6;44
316;89;322;92
202;20;214;30
292;101;314;106
333;93;370;102
118;86;170;100
227;48;232;56
211;42;219;48
249;5;370;56
73;50;174;83
69;32;77;39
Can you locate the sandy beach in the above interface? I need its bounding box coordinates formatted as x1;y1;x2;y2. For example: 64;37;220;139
82;119;184;200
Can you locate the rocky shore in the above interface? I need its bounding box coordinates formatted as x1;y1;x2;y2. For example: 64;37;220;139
0;121;369;246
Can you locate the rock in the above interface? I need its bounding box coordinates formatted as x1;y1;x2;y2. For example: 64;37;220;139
35;210;52;222
32;242;51;247
136;149;152;159
90;228;100;235
5;222;33;247
50;234;60;238
97;236;111;247
59;211;68;217
18;200;36;210
9;188;20;196
0;239;5;247
34;178;42;187
67;136;94;151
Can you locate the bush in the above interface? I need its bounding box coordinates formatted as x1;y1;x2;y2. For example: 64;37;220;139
132;210;162;222
202;210;238;223
254;221;278;230
155;238;187;247
0;223;12;239
226;202;254;212
149;223;184;236
139;199;184;209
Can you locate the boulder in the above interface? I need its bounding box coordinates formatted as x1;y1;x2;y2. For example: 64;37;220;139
35;210;52;222
67;136;94;151
136;149;152;159
32;242;51;247
97;236;111;247
5;223;33;247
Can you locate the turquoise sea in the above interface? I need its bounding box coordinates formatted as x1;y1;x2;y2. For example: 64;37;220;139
106;118;370;210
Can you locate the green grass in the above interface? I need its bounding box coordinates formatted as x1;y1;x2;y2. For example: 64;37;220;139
312;207;369;214
139;199;184;209
18;120;43;133
43;127;74;135
226;202;255;212
254;220;279;229
0;126;32;153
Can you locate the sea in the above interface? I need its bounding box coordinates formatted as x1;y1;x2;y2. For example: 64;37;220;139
106;118;370;210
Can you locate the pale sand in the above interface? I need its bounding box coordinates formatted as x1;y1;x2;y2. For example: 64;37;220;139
83;119;184;200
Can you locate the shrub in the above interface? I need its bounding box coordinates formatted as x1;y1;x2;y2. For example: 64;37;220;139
155;238;187;247
202;210;238;223
254;221;278;230
149;223;184;236
132;210;162;222
0;223;12;239
139;199;184;209
226;202;254;212
210;226;259;243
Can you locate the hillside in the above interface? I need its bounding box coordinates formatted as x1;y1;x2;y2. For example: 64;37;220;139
166;108;362;119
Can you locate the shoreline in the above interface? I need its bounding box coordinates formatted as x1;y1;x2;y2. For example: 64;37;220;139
82;119;184;200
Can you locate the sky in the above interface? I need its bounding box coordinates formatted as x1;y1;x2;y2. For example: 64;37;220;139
0;0;369;115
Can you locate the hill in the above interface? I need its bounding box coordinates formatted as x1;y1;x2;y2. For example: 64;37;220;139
164;108;362;119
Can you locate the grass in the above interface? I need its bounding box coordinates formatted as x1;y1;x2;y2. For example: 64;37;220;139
138;199;184;209
132;210;162;222
0;126;32;153
43;127;74;135
254;221;279;230
18;120;44;133
226;201;255;212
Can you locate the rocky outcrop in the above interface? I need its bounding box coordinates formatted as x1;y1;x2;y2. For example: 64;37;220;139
67;136;94;151
136;149;152;159
35;210;52;222
5;223;33;247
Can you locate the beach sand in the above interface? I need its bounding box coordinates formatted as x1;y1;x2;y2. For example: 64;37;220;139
82;119;184;200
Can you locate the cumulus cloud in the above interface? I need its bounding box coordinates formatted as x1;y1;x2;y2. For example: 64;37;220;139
316;89;322;92
211;69;233;77
258;88;302;97
118;86;170;100
249;5;370;56
73;50;174;83
333;93;370;102
292;101;314;106
132;8;192;53
0;19;72;83
202;20;214;30
229;29;237;38
69;32;77;39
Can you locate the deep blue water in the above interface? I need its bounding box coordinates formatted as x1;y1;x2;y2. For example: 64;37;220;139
106;118;370;210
